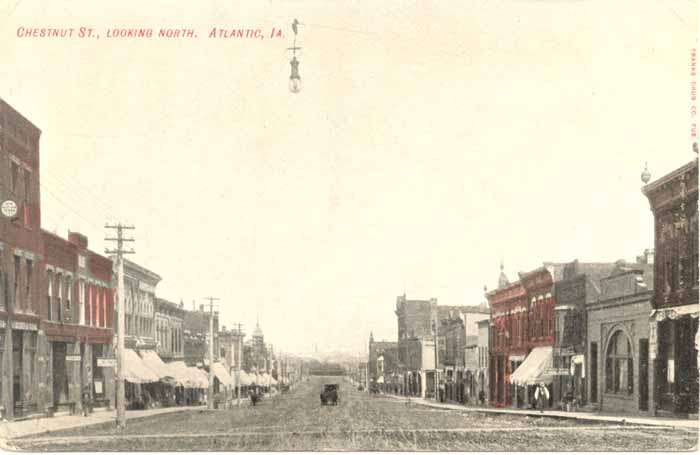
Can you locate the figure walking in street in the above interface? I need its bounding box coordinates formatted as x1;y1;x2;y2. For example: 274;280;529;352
535;382;549;413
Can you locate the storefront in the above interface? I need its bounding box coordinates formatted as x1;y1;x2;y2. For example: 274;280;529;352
587;271;653;415
1;318;42;419
122;348;159;409
509;347;554;409
650;305;699;416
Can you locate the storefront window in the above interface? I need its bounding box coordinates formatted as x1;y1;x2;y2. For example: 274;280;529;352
605;331;633;395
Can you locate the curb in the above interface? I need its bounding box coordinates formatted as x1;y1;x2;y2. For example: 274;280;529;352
383;394;699;430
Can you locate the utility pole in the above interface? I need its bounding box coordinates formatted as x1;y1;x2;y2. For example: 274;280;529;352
236;323;243;406
433;313;439;401
105;223;135;430
203;297;219;410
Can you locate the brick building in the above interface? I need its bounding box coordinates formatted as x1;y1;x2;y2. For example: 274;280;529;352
642;158;699;416
488;263;565;409
41;231;115;414
487;268;527;408
0;98;44;419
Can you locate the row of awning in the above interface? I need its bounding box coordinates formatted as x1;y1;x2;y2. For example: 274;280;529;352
121;349;279;388
122;349;212;388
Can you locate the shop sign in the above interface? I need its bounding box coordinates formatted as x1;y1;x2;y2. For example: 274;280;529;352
66;355;81;362
12;321;37;331
97;358;117;368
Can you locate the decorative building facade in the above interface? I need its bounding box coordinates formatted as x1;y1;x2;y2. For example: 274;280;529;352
117;258;160;351
587;260;654;414
154;298;185;362
642;158;699;416
487;275;527;408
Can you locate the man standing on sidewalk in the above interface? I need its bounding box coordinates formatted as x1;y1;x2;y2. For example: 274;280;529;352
535;383;549;413
82;385;92;417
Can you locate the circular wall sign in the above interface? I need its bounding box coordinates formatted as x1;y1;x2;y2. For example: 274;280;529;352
1;200;18;218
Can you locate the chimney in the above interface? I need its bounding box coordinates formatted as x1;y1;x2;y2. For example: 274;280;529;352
68;232;88;249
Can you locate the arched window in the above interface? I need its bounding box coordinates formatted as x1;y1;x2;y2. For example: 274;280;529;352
605;330;633;395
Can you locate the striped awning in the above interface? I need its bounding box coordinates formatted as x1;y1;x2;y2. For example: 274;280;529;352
509;347;554;386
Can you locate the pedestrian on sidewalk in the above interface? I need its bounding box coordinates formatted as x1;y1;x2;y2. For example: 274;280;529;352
534;382;549;413
82;385;92;417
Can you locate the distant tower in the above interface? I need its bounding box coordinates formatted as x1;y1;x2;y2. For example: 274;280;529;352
498;261;509;289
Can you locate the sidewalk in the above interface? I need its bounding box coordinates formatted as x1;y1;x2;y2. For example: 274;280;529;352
0;405;206;440
385;394;699;430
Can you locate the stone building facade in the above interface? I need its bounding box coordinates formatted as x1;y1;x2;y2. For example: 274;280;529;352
587;262;654;414
154;298;185;362
116;258;160;351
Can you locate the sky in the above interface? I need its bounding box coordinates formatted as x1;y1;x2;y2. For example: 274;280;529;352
0;0;697;356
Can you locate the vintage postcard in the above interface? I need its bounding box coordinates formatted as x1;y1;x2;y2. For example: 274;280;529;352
0;0;698;452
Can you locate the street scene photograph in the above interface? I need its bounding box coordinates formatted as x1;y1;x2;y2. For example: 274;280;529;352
0;0;698;452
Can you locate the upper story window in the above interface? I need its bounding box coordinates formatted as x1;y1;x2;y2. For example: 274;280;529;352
25;259;32;308
10;161;19;193
23;169;30;203
13;254;21;310
47;270;53;320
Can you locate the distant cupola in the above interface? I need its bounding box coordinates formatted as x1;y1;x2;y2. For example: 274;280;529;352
498;261;509;289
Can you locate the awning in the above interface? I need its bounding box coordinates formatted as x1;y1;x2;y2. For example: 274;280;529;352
188;366;210;388
211;362;233;386
509;347;554;386
235;370;252;386
651;304;699;321
123;349;159;384
139;350;180;385
167;361;204;388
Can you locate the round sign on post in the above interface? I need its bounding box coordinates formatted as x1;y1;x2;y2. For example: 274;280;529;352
1;200;18;218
